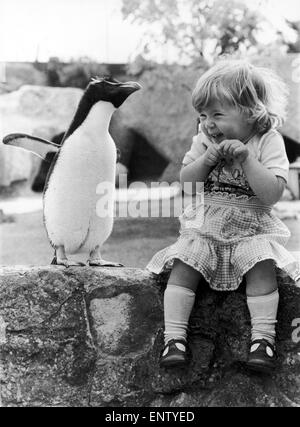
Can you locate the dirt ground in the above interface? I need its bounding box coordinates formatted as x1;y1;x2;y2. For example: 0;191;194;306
0;212;180;267
1;209;299;267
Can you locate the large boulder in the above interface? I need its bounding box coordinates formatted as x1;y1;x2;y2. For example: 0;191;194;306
0;62;47;95
118;58;204;182
0;266;299;407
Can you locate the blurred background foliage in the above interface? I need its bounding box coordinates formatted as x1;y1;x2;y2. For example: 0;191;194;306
121;0;300;65
6;0;297;91
1;0;299;93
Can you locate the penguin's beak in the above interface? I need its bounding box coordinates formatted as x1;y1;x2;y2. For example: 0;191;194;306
119;81;142;94
106;80;142;108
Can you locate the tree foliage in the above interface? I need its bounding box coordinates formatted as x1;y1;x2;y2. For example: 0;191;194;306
285;20;300;53
121;0;265;63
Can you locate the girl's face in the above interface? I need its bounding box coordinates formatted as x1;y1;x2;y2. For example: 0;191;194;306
199;100;254;144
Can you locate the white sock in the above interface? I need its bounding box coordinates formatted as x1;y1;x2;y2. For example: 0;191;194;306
247;289;279;346
164;284;196;345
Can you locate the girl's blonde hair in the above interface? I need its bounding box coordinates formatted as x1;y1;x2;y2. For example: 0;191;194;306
192;59;289;133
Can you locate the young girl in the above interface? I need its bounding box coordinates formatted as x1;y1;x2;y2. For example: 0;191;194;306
146;59;300;374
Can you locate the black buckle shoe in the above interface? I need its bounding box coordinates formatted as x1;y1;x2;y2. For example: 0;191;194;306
246;338;277;374
160;339;188;368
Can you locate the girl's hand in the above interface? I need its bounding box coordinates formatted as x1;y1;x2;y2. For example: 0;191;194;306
203;144;222;167
218;139;250;164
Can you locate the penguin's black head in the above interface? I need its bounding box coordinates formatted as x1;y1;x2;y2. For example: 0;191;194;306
86;76;141;108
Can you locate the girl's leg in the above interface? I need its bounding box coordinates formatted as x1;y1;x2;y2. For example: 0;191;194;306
245;259;278;372
245;259;278;344
161;258;202;367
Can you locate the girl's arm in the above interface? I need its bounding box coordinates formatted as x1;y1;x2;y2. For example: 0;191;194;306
241;155;285;205
180;145;221;194
218;137;286;205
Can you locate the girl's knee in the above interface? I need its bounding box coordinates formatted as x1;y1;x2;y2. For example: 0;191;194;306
246;283;278;297
169;258;202;292
246;259;276;280
246;259;278;296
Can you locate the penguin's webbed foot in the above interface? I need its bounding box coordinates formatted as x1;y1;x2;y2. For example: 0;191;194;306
88;246;123;267
88;258;123;267
52;257;87;267
52;256;70;268
51;246;86;267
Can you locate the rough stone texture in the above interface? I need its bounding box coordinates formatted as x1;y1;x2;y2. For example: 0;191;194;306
0;266;299;407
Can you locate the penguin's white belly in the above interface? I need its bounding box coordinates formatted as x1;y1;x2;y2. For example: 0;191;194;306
44;129;116;253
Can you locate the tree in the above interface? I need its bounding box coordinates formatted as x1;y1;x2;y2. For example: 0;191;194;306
121;0;266;64
285;20;300;53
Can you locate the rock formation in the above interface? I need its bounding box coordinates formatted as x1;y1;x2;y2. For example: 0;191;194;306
0;266;299;407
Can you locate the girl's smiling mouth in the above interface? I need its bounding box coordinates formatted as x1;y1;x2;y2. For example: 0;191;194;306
201;124;225;143
208;132;226;143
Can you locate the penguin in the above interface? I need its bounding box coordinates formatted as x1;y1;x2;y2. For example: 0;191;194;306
3;77;141;267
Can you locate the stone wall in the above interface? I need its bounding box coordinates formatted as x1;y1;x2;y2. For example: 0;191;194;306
0;266;299;407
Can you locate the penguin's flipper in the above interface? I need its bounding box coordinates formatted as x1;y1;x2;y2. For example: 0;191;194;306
3;133;60;161
88;258;124;267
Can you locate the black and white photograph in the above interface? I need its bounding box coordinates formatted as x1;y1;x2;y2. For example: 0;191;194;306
0;0;300;410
